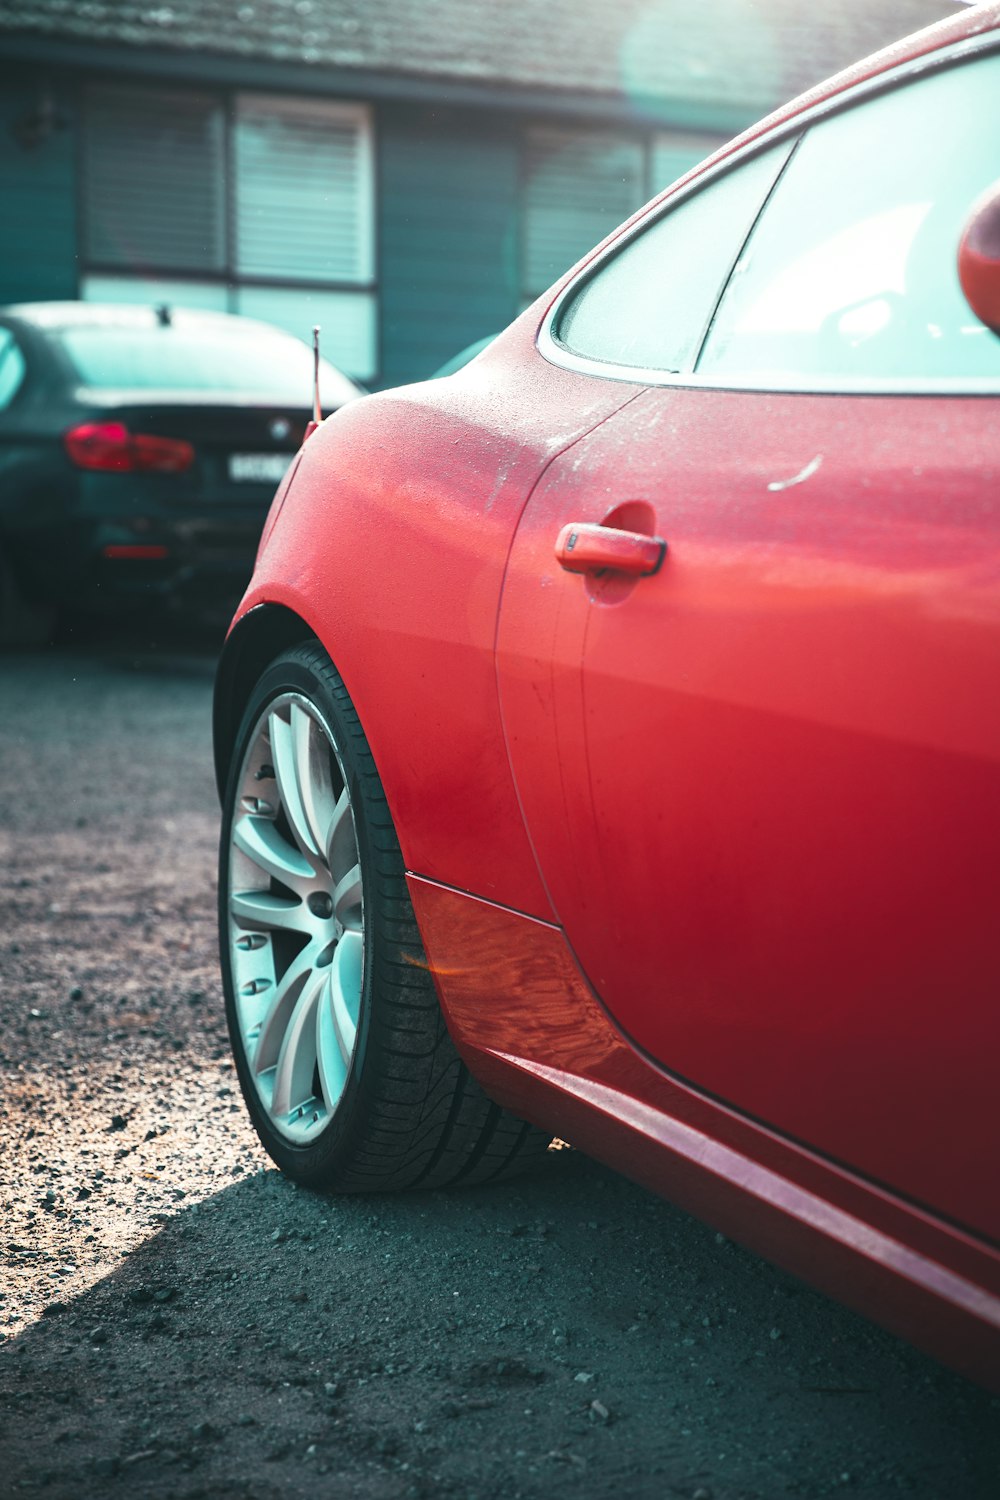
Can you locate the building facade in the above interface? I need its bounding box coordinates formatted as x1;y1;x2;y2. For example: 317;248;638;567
0;0;950;389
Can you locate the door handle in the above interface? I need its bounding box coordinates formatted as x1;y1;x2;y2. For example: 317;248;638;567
555;522;666;577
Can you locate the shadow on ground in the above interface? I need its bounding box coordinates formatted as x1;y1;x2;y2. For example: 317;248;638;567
2;1148;998;1500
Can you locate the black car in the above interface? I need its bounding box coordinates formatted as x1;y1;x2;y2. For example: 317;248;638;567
0;302;364;641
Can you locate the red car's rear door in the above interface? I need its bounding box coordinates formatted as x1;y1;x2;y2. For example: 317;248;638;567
498;40;1000;1243
497;383;1000;1242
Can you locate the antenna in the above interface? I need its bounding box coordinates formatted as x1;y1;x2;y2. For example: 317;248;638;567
312;325;322;427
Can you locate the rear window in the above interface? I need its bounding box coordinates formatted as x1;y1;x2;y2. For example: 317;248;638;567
554;139;794;375
57;320;360;405
0;328;26;409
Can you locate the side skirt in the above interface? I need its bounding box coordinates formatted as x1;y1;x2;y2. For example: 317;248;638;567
406;873;1000;1392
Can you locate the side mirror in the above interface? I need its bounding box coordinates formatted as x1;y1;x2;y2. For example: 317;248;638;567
958;181;1000;335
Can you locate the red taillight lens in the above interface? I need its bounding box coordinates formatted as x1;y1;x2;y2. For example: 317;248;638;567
64;422;194;474
132;431;196;474
64;421;132;471
102;544;169;560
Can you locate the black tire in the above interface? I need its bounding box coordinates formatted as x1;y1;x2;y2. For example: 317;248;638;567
218;640;550;1190
0;548;57;648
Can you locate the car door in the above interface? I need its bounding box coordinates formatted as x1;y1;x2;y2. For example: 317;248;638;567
497;44;1000;1242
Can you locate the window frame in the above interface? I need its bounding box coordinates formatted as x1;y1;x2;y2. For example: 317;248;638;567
79;81;378;381
232;93;376;287
537;31;1000;397
81;82;227;275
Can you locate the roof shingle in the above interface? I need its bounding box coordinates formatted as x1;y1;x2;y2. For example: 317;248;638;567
0;0;958;113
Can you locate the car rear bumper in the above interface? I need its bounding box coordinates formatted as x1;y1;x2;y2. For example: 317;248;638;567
9;483;276;617
92;515;262;600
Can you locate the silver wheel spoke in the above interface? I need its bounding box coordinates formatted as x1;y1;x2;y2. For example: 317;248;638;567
271;969;326;1119
292;702;342;859
253;944;320;1075
330;930;363;1064
233;814;314;891
327;788;356;880
269;708;321;859
227;688;366;1145
316;972;348;1108
231;889;308;934
333;863;363;931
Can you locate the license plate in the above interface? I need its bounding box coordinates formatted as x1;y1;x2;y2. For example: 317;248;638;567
228;453;291;484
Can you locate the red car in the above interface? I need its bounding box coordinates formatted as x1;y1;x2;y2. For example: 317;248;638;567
215;5;1000;1389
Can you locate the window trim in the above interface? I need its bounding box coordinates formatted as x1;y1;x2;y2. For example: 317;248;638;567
537;31;1000;398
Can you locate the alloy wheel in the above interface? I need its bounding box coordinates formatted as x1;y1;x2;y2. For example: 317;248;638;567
225;692;364;1143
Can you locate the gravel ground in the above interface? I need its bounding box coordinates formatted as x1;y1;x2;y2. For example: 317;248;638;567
1;637;999;1500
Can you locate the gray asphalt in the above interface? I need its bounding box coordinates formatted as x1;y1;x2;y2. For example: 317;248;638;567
0;638;998;1500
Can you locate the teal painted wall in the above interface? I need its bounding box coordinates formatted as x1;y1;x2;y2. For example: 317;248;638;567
378;105;520;390
0;69;78;303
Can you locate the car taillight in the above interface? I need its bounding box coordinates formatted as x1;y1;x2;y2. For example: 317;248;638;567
63;422;195;474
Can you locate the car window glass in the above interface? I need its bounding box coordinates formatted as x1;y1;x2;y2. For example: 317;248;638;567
58;320;356;404
554;139;795;374
0;330;26;410
698;52;1000;384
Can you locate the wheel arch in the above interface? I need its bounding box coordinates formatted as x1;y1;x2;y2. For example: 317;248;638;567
213;603;317;801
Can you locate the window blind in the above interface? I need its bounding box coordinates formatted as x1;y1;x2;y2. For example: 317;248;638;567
83;86;225;273
235;96;374;284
